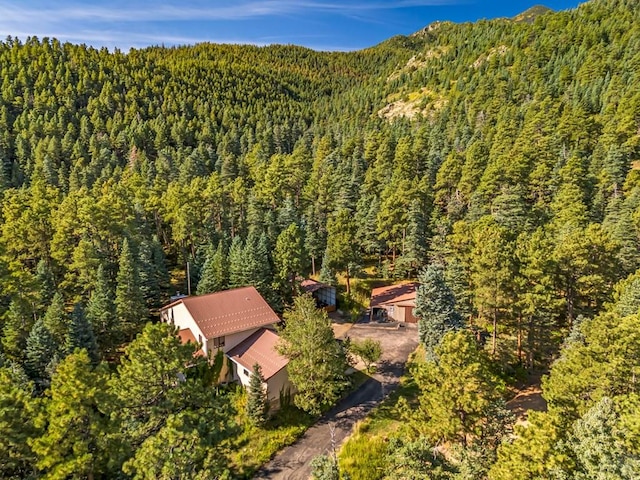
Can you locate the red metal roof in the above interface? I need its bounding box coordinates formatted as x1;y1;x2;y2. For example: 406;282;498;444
162;286;280;338
301;278;334;294
227;328;289;380
370;282;418;308
177;329;205;357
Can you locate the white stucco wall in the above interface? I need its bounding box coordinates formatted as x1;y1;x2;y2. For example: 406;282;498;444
266;367;292;404
221;328;262;354
161;303;208;354
230;359;253;387
229;359;292;406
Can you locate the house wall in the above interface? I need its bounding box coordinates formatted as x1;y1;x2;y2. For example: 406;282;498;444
230;360;293;407
219;328;263;354
383;304;418;322
232;360;254;388
266;367;292;405
161;303;207;355
403;306;418;323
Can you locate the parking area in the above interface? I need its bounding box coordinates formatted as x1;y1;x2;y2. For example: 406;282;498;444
338;319;419;393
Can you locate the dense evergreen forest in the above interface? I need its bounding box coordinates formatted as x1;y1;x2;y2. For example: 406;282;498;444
1;0;640;477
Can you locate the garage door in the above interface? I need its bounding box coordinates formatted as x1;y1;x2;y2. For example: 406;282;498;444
403;306;418;323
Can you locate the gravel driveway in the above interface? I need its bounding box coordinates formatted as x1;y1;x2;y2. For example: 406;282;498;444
253;322;419;480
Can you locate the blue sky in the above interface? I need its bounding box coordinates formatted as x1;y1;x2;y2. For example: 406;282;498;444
0;0;584;51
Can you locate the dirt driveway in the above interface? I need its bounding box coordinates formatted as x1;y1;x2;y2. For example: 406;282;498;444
254;322;418;480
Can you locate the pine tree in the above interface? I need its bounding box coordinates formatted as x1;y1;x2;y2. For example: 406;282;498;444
196;241;227;295
66;303;99;364
246;363;268;426
25;318;58;388
137;237;160;309
110;323;210;448
42;292;69;347
326;208;358;296
570;397;640;479
1;298;34;363
318;249;337;286
277;295;349;415
228;235;246;289
115;238;148;340
32;351;114;479
0;366;40;480
274;223;304;304
86;264;119;357
414;331;504;445
414;265;463;360
35;259;56;313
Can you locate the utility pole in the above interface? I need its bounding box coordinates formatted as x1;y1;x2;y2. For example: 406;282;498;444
187;261;191;295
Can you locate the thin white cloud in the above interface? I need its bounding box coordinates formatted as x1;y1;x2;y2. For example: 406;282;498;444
0;0;462;50
0;0;459;24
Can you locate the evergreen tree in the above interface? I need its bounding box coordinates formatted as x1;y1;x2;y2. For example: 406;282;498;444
122;411;231;480
570;397;640;479
137;237;161;310
277;295;349;415
24;318;58;388
65;302;99;364
86;264;119;357
1;298;34;363
109;323;211;448
414;265;464;360
0;366;40;480
246;363;268;426
35;259;56;313
227;235;246;289
196;241;227;295
42;292;69;347
273;223;304;305
326;208;358;296
115;238;148;340
32;351;115;479
414;331;504;445
318;249;337;286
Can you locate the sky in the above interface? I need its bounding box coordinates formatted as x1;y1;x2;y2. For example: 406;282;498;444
0;0;585;52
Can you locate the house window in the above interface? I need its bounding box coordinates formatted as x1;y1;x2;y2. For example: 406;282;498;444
213;336;225;348
243;369;250;377
198;334;202;345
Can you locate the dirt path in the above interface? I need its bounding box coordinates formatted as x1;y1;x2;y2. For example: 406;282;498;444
254;324;418;480
506;374;548;425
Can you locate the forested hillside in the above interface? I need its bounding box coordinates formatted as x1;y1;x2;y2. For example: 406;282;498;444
1;0;640;477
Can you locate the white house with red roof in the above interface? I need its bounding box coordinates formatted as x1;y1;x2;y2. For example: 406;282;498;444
160;286;292;404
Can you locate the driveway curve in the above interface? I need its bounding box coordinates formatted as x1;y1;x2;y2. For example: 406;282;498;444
254;323;418;480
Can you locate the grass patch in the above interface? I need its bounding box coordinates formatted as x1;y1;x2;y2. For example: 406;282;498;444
339;433;388;480
225;368;372;478
226;403;315;479
338;347;425;478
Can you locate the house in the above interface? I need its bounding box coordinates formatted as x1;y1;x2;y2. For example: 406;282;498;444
227;328;290;405
160;286;293;403
369;282;419;323
301;278;337;312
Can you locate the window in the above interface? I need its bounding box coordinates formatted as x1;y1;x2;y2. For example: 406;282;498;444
198;334;202;345
243;369;250;377
213;336;225;348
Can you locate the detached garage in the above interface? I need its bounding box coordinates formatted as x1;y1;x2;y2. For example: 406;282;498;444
369;282;419;323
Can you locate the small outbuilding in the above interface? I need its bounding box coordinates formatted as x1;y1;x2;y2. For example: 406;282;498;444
369;282;419;323
301;279;337;312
